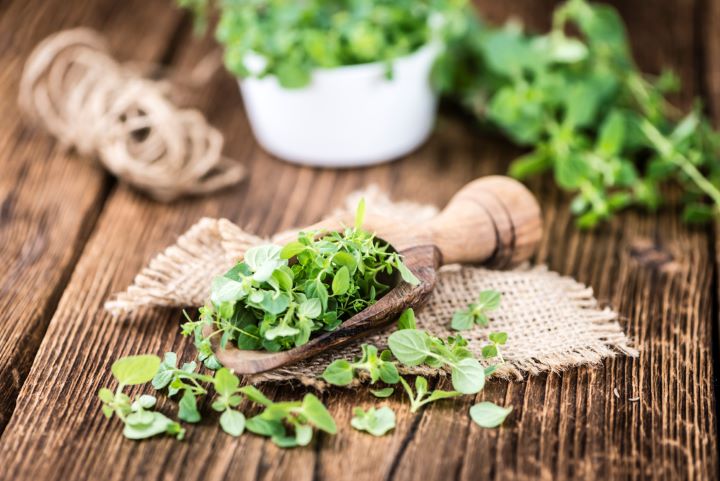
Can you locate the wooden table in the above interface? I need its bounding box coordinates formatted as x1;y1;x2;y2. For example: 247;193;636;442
0;0;717;480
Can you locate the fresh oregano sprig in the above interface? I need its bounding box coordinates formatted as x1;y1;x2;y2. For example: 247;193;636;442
322;344;400;386
245;393;337;447
451;290;501;330
388;329;485;394
98;355;185;440
351;406;396;436
398;376;462;413
185;200;420;354
482;332;508;365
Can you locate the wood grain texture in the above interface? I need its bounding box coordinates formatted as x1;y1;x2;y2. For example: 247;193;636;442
0;0;182;432
0;0;717;480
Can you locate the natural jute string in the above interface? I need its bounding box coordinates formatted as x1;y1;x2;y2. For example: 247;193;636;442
19;28;245;202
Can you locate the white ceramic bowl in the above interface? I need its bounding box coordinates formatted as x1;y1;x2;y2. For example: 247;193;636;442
238;43;441;168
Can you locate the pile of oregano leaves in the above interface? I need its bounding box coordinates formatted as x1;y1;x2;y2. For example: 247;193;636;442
178;0;465;88
183;200;419;355
99;292;510;443
435;0;720;227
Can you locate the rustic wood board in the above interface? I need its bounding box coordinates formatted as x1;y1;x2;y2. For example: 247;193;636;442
0;0;717;480
0;0;184;432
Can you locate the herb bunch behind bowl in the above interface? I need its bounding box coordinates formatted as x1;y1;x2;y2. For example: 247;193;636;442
435;0;720;227
186;201;420;353
177;0;468;88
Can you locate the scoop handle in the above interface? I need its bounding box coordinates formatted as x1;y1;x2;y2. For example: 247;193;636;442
420;176;542;268
271;176;542;268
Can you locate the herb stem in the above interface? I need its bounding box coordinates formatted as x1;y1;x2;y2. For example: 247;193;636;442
673;155;720;209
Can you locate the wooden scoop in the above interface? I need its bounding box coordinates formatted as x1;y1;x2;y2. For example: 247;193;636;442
205;176;542;375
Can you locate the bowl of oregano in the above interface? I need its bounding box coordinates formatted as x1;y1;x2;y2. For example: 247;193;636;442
177;0;467;167
183;200;421;369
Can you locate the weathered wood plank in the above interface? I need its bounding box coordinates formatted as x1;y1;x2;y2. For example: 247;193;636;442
386;193;717;480
0;0;183;432
0;1;717;481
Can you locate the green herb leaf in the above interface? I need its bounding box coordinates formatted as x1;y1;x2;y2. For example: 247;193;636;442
451;291;502;331
451;358;485;394
469;402;513;428
425;389;462;403
246;416;285;437
98;387;114;404
299;298;322;319
239;385;273;406
399;376;461;413
477;291;501;310
322;359;354;386
111;355;161;386
370;387;394;398
122;412;184;440
280;241;306;259
488;332;508;345
354;198;366;230
152;352;178;390
351;406;396;436
178;390;201;423
388;330;430;366
378;362;400;384
397;308;417;330
295;424;313;446
301;394;337;434
214;368;240;398
396;260;420;286
481;344;498;359
451;310;474;331
219;409;246;437
332;266;350;296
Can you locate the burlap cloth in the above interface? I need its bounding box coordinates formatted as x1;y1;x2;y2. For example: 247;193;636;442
106;186;638;387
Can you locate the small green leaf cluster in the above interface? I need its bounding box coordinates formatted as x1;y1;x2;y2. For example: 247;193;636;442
323;303;511;429
399;376;461;413
451;290;501;330
321;344;399;386
481;332;508;365
99;355;185;440
245;392;337;447
178;0;468;88
388;328;485;394
435;0;720;227
186;200;419;353
351;406;396;436
99;352;336;446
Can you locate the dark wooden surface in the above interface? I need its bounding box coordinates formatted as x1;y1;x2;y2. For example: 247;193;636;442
0;0;717;480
